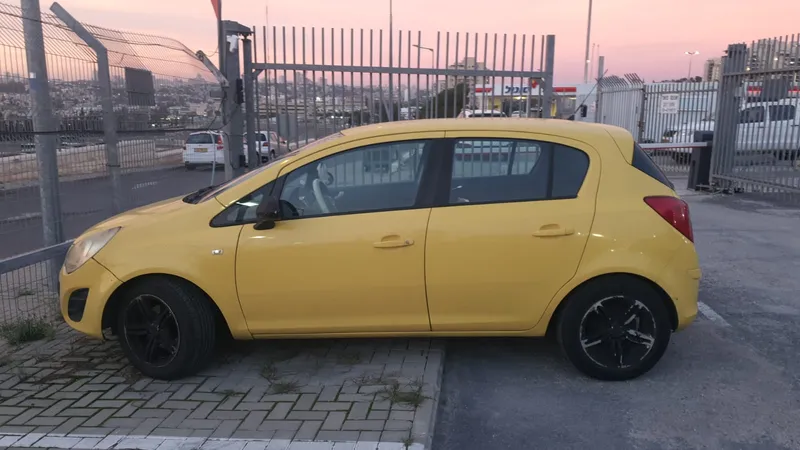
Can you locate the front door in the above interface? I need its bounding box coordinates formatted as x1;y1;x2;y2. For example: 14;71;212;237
425;134;599;331
235;135;443;335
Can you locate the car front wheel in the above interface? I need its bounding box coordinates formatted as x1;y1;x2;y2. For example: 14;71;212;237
116;277;217;380
557;276;672;381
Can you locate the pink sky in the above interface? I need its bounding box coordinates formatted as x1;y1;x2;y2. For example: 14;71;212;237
29;0;800;83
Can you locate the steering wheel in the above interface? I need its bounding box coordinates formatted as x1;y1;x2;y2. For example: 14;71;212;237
312;178;336;214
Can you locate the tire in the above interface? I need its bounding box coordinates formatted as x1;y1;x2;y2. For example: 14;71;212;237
556;275;672;381
185;164;196;171
116;277;217;380
270;150;276;160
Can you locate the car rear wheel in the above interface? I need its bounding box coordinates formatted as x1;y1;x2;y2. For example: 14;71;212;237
556;276;672;381
185;164;196;171
116;277;217;380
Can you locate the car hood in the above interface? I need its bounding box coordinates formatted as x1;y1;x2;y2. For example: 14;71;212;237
83;195;189;234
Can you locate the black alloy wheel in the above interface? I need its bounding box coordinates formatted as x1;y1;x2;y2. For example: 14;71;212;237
122;294;180;368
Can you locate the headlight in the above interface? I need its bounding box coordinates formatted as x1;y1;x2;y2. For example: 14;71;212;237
63;227;121;274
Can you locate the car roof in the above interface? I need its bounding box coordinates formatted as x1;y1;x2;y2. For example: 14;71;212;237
339;118;626;142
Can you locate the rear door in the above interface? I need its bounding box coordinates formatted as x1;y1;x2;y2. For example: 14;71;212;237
184;132;216;164
425;132;599;331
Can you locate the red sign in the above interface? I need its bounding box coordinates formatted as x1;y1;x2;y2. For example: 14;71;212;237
210;0;221;19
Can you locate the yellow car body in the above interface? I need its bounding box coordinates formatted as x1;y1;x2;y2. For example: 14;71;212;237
60;118;700;380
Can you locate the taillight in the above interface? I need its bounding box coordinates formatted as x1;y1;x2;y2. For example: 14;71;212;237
644;196;693;242
216;136;224;150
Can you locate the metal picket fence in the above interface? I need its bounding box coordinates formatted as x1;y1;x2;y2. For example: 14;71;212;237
597;35;800;198
596;75;718;175
711;36;800;199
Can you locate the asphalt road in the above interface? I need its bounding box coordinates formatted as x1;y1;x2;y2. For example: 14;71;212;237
0;167;215;258
433;185;800;450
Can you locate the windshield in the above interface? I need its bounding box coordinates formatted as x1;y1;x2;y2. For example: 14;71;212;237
194;132;344;203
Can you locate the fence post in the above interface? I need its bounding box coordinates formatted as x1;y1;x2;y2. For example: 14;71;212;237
595;56;604;123
22;0;63;247
636;82;647;142
22;0;63;294
710;43;747;190
223;22;244;173
51;2;122;215
242;36;258;168
541;35;556;119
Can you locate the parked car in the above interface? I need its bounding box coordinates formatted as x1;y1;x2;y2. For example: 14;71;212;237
59;119;700;381
245;131;289;163
184;131;267;169
458;109;507;118
660;98;800;165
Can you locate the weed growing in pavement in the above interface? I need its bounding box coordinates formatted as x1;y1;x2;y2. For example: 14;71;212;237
380;379;428;408
269;379;301;394
0;318;55;346
15;288;35;298
261;363;279;382
336;351;363;365
349;372;398;387
220;389;248;397
402;436;415;449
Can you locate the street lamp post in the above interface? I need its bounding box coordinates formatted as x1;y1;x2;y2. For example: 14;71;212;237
685;50;700;80
413;43;435;117
583;0;593;83
388;0;394;121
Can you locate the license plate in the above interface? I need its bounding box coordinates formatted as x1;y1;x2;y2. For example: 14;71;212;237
194;147;208;153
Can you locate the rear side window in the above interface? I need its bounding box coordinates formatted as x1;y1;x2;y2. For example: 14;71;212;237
632;143;673;189
187;133;213;144
448;139;589;205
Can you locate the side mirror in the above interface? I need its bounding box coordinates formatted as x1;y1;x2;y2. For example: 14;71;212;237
254;195;280;230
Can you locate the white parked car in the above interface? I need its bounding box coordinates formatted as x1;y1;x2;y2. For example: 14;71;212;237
183;131;258;170
457;109;507;118
244;131;289;163
659;98;800;165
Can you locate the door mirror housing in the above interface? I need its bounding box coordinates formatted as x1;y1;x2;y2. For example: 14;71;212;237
254;195;280;230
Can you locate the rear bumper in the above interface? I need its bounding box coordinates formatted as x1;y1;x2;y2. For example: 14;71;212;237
659;247;701;331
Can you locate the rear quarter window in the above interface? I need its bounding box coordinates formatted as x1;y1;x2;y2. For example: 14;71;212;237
187;133;213;144
632;143;674;189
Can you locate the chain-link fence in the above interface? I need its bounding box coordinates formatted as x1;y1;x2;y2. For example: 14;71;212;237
0;1;221;326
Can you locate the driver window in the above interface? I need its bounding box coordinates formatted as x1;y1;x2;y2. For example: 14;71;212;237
279;140;430;219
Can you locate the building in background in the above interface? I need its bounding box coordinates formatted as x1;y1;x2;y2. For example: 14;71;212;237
703;58;722;82
746;38;800;71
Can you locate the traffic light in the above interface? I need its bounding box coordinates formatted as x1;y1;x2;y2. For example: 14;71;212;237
235;78;244;104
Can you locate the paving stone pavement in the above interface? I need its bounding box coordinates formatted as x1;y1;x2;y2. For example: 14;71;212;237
0;324;443;449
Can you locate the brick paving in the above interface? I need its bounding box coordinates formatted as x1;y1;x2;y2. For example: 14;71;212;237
0;324;443;449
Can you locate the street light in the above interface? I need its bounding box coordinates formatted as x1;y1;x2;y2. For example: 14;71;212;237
684;50;700;80
413;43;435;118
583;0;593;83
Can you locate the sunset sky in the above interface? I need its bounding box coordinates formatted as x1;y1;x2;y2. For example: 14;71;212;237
22;0;800;83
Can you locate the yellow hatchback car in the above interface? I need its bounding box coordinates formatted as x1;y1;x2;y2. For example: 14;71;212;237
60;119;700;381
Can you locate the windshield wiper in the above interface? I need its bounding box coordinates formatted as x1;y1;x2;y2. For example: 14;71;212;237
182;185;218;204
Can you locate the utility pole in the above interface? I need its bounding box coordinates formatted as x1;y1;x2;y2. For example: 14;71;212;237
583;0;593;84
387;0;394;121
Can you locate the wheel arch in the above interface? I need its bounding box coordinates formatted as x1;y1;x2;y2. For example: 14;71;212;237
101;273;233;339
545;272;679;337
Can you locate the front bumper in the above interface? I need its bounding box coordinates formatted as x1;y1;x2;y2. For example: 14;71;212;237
60;258;122;339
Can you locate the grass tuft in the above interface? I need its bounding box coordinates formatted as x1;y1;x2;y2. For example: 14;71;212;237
0;318;55;346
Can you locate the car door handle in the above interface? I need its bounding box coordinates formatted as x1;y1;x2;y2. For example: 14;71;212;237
533;225;575;237
373;239;415;248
